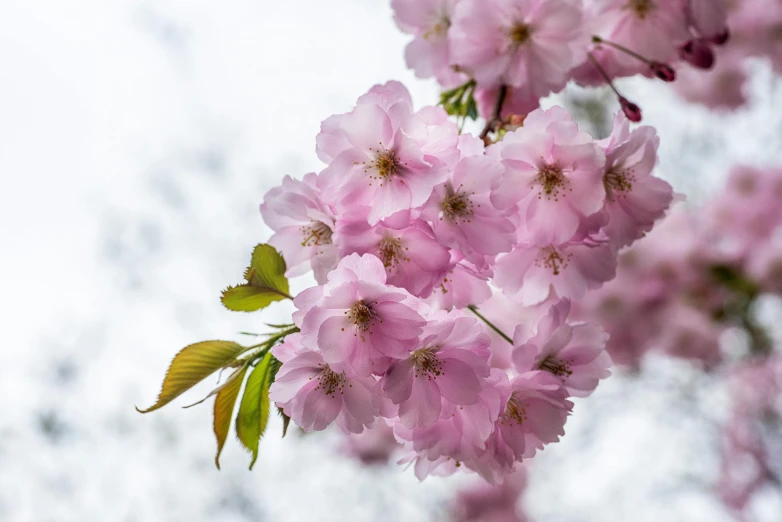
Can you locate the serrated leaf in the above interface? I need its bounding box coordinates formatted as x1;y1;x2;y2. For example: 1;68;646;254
213;364;248;469
278;407;291;438
221;244;291;312
235;353;273;469
136;341;246;413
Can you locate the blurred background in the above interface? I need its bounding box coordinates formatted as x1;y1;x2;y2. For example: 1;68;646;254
2;1;782;521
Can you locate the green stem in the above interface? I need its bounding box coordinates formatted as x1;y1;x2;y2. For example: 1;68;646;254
467;305;514;345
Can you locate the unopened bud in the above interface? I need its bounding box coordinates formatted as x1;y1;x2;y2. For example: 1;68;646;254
619;97;642;123
679;39;715;69
650;62;676;82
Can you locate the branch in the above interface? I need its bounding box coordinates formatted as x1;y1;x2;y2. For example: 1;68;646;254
479;84;509;140
467;305;514;345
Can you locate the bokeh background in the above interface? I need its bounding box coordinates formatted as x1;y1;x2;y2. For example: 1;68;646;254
2;1;782;521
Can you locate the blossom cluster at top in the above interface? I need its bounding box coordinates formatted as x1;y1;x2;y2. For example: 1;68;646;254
391;0;782;116
260;80;673;481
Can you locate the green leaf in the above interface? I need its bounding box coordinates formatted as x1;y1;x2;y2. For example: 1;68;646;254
221;244;291;312
235;353;274;469
136;341;246;413
278;407;291;438
213;364;248;469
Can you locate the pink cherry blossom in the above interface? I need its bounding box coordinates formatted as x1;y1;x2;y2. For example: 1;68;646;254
584;0;690;79
341;420;401;465
269;334;379;434
512;299;611;398
486;370;572;466
392;0;460;81
495;240;617;306
297;253;426;376
260;173;337;283
491;106;606;246
450;0;586;105
597;111;674;249
380;315;492;428
335;211;452;298
316;85;448;225
422;154;516;264
425;257;493;310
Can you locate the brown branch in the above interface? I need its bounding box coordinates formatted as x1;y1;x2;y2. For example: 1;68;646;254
479;84;508;140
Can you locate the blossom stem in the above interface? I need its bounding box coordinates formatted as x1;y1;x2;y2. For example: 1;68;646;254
592;35;651;65
479;84;509;140
587;52;622;98
467;305;514;345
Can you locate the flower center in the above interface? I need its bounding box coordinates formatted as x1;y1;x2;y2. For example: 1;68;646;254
424;15;451;39
363;146;403;182
604;167;635;199
316;365;346;396
538;355;573;378
627;0;654;19
536;246;572;276
300;220;333;247
441;188;474;223
502;393;527;425
535;164;569;200
347;300;377;332
411;347;443;378
509;22;532;46
377;235;408;269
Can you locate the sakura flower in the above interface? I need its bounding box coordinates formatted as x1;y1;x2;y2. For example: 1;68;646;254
491;106;606;246
260;173;337;283
317;84;448;225
426;258;493;311
380;315;492;428
451;467;529;522
392;0;460;81
512;299;611;398
421;154;516;264
335;211;452;298
495;240;617;306
584;0;690;79
478;370;572;469
341;420;401;465
450;0;587;105
298;253;426;377
597;112;674;249
269;334;379;434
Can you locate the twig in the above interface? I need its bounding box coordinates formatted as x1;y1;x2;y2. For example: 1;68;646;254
479;84;508;139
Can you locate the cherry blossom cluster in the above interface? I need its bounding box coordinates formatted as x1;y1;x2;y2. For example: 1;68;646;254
391;0;759;119
575;165;782;369
260;81;673;481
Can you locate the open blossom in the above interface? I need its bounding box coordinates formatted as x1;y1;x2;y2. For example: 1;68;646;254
582;0;689;80
426;258;493;310
422;154;516;264
512;299;611;398
392;0;459;81
487;371;573;466
269;334;378;434
380;315;492;428
450;0;586;105
297;253;426;377
336;211;452;298
491;106;606;246
260;173;337;283
495;240;617;306
597;112;674;249
317;82;452;225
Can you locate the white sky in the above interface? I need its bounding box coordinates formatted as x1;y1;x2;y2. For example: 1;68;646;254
1;1;782;521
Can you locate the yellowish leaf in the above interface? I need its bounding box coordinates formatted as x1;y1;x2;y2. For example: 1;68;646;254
136;341;245;413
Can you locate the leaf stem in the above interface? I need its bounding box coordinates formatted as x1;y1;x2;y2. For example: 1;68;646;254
467;305;514;345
